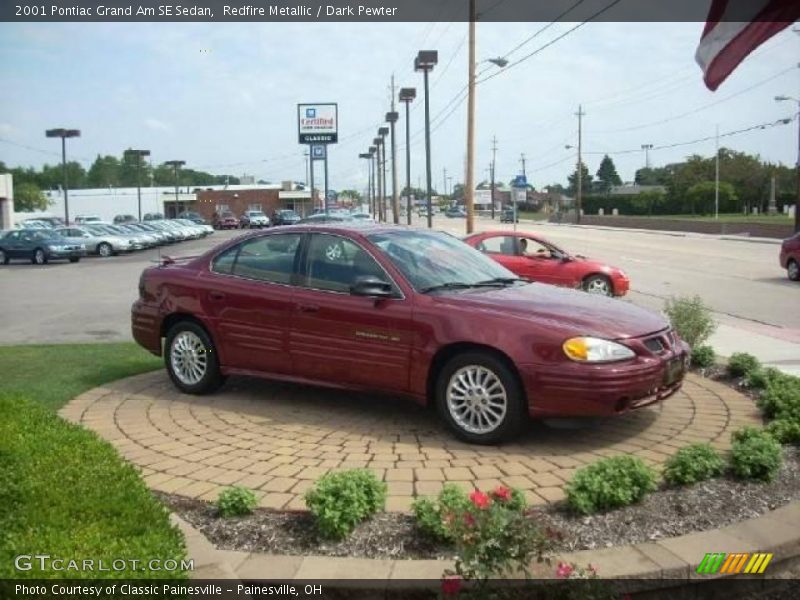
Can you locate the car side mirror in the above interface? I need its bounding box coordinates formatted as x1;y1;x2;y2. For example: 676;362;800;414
350;275;395;298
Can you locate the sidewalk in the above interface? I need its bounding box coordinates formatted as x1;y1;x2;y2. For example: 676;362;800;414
709;320;800;377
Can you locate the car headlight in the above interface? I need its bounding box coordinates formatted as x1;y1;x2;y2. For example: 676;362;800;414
563;337;636;363
47;244;64;251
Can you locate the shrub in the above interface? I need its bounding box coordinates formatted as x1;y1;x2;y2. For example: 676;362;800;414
566;456;657;515
663;443;724;486
216;486;257;518
730;427;782;482
690;345;715;369
663;295;716;348
767;419;800;445
757;377;800;420
304;469;386;539
727;352;761;378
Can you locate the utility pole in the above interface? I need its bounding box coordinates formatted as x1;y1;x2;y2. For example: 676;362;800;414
490;136;497;219
714;125;720;220
443;167;448;198
520;153;526;179
464;0;477;234
388;74;400;224
576;105;585;224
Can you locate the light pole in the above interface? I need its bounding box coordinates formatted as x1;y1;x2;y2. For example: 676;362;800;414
124;149;151;221
378;126;389;222
165;160;186;217
775;94;800;232
386;111;400;224
373;136;384;222
641;144;653;170
369;145;377;217
359;152;372;214
415;50;438;229
399;87;416;225
45;128;80;224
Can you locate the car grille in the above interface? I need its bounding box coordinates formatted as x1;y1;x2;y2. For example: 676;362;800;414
643;329;677;355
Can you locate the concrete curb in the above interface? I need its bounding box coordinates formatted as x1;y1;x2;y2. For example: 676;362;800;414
174;501;800;591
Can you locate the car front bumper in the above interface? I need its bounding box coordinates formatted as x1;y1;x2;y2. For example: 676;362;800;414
48;248;86;259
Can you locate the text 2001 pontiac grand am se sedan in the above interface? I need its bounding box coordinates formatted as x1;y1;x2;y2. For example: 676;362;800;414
132;224;689;444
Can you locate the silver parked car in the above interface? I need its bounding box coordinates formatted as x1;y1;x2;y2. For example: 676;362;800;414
87;224;149;250
54;226;134;257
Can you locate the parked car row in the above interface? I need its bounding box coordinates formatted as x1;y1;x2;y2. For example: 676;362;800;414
0;218;213;265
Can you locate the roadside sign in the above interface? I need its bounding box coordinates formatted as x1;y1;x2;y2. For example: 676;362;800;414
298;103;338;144
311;144;326;160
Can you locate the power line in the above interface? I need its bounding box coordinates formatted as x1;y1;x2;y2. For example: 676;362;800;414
496;0;587;61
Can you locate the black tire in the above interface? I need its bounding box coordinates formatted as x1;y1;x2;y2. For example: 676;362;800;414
788;259;800;282
32;248;47;265
0;249;8;265
97;242;113;258
434;351;526;444
69;257;80;263
164;320;225;395
582;274;613;296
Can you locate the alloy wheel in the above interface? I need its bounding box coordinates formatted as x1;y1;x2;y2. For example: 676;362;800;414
169;331;208;385
789;260;799;281
98;243;112;257
34;249;45;265
585;277;611;295
446;365;508;435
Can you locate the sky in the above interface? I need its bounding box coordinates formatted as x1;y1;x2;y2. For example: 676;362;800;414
0;15;798;195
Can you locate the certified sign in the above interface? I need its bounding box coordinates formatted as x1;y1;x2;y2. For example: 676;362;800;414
298;103;338;144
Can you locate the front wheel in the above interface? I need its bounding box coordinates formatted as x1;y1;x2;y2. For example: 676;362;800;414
788;259;800;282
0;249;8;265
583;274;613;296
435;352;526;444
97;242;113;257
164;321;225;394
69;257;80;263
32;248;47;265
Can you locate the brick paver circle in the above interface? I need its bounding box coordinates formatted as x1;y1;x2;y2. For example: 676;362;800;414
60;371;762;511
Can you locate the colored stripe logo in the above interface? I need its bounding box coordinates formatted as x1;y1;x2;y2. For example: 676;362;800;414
696;552;773;574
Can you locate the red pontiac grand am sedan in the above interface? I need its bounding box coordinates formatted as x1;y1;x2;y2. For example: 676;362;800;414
132;224;687;444
780;231;800;281
464;231;630;297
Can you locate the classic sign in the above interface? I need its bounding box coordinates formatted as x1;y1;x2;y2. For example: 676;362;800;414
298;103;338;144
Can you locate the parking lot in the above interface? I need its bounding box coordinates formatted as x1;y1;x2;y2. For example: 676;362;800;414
1;216;797;349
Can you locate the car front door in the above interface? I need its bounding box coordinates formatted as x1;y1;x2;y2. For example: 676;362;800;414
290;232;414;393
517;237;570;286
199;232;303;375
474;234;527;275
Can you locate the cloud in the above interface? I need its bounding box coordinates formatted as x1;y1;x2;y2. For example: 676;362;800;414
144;118;170;132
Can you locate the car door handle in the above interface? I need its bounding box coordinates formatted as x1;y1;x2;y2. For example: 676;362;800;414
209;291;226;301
298;304;320;313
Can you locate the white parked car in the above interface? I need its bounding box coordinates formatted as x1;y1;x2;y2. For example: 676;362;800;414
54;226;135;257
74;215;103;225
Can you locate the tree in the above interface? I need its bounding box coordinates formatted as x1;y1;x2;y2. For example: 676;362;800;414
451;183;465;201
338;189;362;201
87;155;121;188
14;182;50;211
567;161;593;196
685;181;738;215
401;186;428;199
595;155;622;193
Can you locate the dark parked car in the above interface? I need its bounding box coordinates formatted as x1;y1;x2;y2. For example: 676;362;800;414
780;232;800;281
213;212;240;230
178;211;207;225
273;210;301;226
296;213;354;224
500;208;519;223
143;213;165;221
0;229;86;265
132;224;688;444
445;206;467;218
114;214;137;225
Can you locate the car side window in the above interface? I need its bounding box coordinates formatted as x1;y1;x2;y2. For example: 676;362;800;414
6;231;20;240
211;245;239;275
224;234;301;284
478;236;517;256
303;234;389;293
520;238;553;258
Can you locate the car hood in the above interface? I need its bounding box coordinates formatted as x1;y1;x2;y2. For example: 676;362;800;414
431;283;667;340
565;255;624;275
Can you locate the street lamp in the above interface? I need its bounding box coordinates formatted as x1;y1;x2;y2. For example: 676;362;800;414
641;144;653;170
124;149;151;221
45;128;80;224
378;126;389;222
373;136;384;222
399;87;416;225
359;152;372;215
368;145;377;217
415;50;438;229
164;160;186;217
386;111;400;224
775;94;800;232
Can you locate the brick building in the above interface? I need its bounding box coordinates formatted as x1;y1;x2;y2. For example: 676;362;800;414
194;184;316;221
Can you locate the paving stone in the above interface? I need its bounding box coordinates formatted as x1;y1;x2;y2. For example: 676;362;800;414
385;468;414;482
260;477;297;493
258;493;293;509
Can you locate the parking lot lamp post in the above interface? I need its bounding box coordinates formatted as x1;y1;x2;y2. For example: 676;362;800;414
386;111;400;224
399;88;416;225
45;128;80;224
124;149;150;221
775;94;800;232
359;152;372;214
415;50;438;229
165;160;186;217
378;127;389;222
369;145;377;217
373;137;384;222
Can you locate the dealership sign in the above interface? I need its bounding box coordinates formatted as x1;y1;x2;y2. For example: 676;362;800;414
298;103;338;144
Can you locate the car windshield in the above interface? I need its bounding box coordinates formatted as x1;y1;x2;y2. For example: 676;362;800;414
249;211;265;217
32;230;62;241
368;230;520;293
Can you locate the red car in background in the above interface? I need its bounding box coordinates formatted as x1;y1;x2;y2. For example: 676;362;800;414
780;232;800;281
213;211;240;230
464;231;630;297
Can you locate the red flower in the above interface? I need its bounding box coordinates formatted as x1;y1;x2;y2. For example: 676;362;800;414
469;490;491;510
555;562;574;579
441;574;462;597
492;485;512;502
463;513;476;528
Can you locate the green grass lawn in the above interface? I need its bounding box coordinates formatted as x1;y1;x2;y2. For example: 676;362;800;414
0;343;186;579
0;342;161;411
623;213;793;225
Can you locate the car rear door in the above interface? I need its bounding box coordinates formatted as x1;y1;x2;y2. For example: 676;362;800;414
289;232;414;393
199;232;302;375
2;231;23;257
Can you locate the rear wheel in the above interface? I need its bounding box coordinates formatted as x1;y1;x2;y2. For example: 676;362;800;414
32;248;47;265
583;274;613;296
435;352;526;444
0;249;8;265
98;242;113;257
68;257;80;263
164;321;225;394
788;259;800;281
